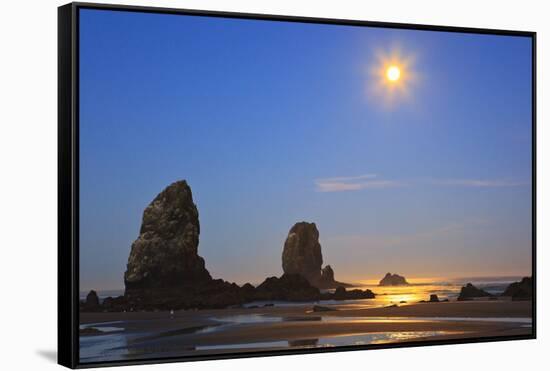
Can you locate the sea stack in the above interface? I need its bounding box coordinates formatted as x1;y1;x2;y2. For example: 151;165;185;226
82;290;101;312
429;294;440;302
457;283;492;301
124;180;212;295
282;222;323;284
501;277;533;300
282;222;350;289
379;273;409;286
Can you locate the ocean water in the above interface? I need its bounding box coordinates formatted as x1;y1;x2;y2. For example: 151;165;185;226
242;276;524;309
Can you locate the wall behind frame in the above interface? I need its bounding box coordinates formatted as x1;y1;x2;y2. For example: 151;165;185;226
0;1;547;371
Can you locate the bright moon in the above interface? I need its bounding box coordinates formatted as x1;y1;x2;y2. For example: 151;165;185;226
368;48;417;108
386;66;401;82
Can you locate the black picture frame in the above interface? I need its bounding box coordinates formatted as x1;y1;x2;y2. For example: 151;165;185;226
58;2;537;369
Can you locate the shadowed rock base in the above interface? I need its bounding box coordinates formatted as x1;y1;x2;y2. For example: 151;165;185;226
81;276;376;312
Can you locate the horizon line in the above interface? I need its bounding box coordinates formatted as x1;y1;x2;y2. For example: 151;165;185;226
80;272;532;293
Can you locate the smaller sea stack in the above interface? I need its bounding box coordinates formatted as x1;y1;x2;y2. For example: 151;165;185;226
379;273;409;286
457;283;492;301
282;222;351;289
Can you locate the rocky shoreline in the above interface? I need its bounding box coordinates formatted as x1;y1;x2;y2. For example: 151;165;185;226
457;278;533;301
81;275;375;312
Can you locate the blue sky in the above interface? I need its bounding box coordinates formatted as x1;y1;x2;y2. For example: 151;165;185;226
79;9;532;290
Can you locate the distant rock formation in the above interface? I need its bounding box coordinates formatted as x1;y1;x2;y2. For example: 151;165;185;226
80;290;101;312
429;294;440;302
457;283;492;301
501;277;533;300
124;180;212;294
86;290;99;307
379;273;409;286
282;222;351;289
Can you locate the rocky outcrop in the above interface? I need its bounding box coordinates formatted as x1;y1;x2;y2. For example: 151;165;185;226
81;278;376;312
254;273;321;301
501;277;533;300
379;273;409;286
101;295;127;312
124;180;212;294
86;290;99;306
429;294;439;302
457;283;492;301
318;265;352;289
326;286;375;301
121;279;253;311
320;265;335;284
82;290;101;312
250;276;374;303
282;222;351;289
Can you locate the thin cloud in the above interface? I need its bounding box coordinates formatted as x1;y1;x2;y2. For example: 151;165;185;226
316;182;364;192
315;175;402;193
429;179;528;188
317;174;378;182
315;174;529;193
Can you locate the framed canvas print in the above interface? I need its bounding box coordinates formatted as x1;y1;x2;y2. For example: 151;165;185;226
58;2;536;368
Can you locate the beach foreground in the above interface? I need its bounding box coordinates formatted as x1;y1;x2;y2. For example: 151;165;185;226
80;300;533;362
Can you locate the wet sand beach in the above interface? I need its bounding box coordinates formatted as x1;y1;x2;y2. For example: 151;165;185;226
79;300;533;362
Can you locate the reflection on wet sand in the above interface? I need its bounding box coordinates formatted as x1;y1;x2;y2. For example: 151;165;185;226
79;300;533;363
